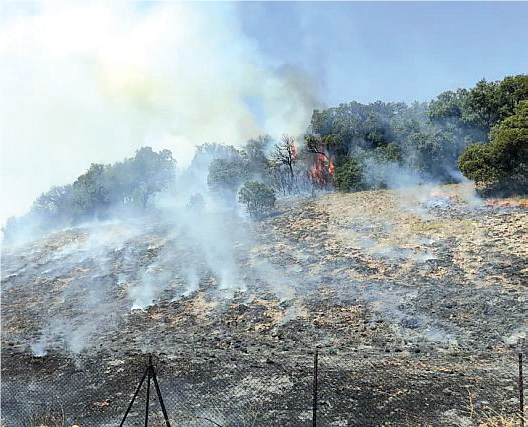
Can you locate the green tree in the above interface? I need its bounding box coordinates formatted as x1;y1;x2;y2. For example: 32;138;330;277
428;89;469;124
31;184;74;222
459;100;528;189
464;76;528;132
128;147;175;208
333;156;364;192
243;135;271;173
71;163;110;220
431;75;528;135
207;157;248;194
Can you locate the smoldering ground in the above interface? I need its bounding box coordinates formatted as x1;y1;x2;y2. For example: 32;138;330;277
2;182;525;426
2;177;303;357
2;178;520;356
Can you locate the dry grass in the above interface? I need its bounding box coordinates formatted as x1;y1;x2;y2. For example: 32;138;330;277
476;414;519;427
467;389;522;427
28;409;65;427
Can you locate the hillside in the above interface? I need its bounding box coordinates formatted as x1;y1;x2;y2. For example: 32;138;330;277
1;183;526;426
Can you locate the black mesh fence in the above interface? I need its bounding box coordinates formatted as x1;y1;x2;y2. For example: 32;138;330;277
1;351;524;426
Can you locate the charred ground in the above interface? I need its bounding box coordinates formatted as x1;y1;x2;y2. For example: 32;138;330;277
1;184;526;426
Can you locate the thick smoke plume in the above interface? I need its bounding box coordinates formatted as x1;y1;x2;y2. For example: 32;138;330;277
1;2;321;223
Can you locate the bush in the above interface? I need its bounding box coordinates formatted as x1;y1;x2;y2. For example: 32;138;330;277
333;157;364;192
458;143;498;184
238;181;276;217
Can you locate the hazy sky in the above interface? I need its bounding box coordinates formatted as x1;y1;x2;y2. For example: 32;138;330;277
1;1;527;223
236;2;528;104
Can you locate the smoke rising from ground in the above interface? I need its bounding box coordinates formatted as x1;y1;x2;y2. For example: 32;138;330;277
0;2;321;223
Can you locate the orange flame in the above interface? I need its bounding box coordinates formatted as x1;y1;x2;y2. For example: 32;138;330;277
486;198;528;208
290;142;298;158
309;154;334;186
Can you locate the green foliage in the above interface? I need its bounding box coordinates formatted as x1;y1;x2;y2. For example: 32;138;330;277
125;147;176;208
309;100;465;184
207;157;249;194
457;144;498;183
333;156;364;192
243;135;271;175
459;100;528;188
8;147;176;235
430;75;528;135
310;101;406;156
190;143;241;173
306;75;527;190
464;75;528;132
428;89;469;123
71;163;111;218
373;143;402;162
31;184;74;223
238;181;276;217
204;137;276;200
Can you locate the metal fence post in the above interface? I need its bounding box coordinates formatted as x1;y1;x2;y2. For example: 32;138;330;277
145;356;152;427
313;349;318;427
152;363;171;426
520;352;525;427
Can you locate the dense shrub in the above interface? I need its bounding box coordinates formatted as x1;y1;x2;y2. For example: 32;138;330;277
238;181;276;217
333;157;364;192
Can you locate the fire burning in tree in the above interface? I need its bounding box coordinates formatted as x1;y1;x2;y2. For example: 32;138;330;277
305;134;335;187
309;153;334;187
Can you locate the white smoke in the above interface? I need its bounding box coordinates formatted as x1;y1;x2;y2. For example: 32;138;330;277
0;2;321;223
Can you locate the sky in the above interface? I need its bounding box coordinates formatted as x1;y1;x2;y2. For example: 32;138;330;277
237;2;528;104
1;1;527;223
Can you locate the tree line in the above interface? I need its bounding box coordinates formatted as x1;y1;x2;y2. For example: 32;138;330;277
306;74;527;192
2;147;175;242
3;74;526;242
204;74;526;210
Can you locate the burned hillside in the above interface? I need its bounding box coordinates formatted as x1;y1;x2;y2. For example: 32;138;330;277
1;183;526;426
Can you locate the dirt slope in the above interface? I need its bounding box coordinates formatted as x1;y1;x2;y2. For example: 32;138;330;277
1;184;526;426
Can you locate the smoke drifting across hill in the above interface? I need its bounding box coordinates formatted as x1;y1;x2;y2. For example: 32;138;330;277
0;1;321;223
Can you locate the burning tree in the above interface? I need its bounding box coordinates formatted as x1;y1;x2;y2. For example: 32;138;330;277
269;134;299;179
305;134;336;188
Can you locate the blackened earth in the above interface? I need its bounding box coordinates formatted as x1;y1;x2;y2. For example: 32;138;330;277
2;184;526;426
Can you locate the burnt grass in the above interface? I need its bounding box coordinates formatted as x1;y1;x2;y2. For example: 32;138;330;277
1;184;527;426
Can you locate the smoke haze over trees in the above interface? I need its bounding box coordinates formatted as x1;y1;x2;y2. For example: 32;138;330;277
2;74;527;244
2;148;175;243
306;74;527;191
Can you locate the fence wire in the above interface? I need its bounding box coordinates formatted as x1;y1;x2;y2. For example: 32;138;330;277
1;351;524;427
